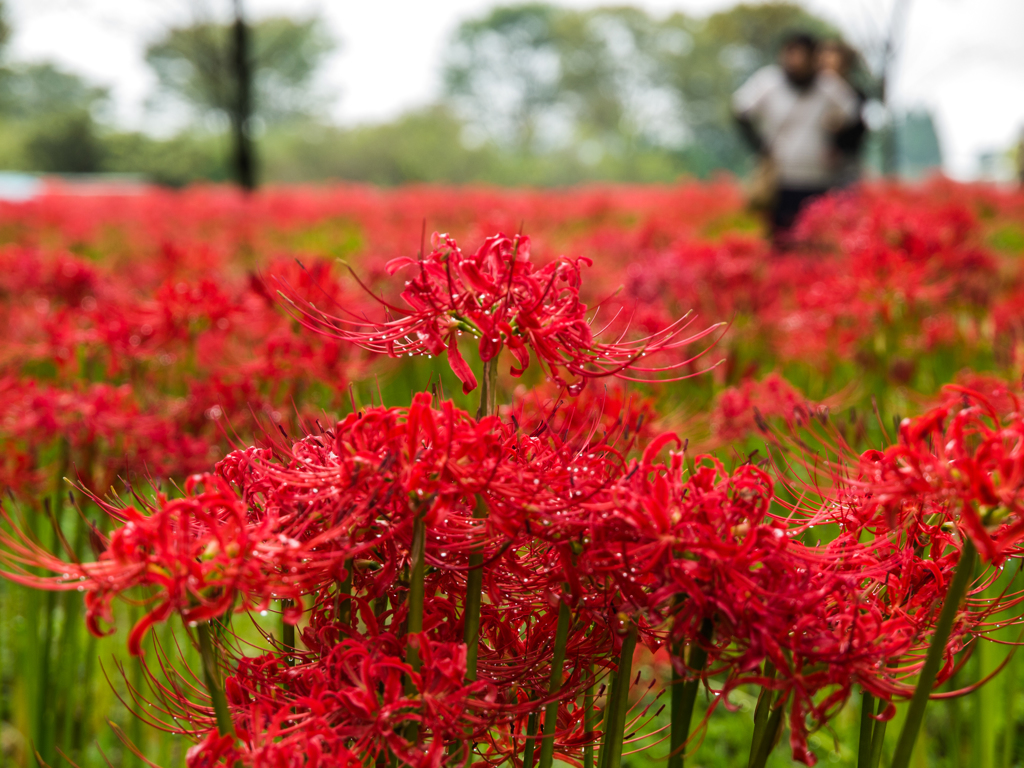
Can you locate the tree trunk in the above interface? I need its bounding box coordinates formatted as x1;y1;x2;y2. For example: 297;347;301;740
231;0;256;190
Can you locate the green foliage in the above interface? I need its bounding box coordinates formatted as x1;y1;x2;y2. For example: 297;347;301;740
260;107;498;185
0;61;109;174
0;0;10;56
0;56;229;181
444;4;681;154
259;107;699;186
101;131;229;186
0;62;108;121
444;4;562;152
144;15;335;125
24;109;105;173
442;2;842;176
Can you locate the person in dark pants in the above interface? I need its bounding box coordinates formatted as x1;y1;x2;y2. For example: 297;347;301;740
733;33;859;249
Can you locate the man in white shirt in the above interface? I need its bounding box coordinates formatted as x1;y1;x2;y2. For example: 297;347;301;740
733;33;860;246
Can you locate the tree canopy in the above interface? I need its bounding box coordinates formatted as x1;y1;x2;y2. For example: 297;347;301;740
145;15;335;126
0;62;108;121
443;2;844;174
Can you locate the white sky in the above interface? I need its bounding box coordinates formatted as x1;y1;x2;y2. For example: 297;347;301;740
7;0;1024;178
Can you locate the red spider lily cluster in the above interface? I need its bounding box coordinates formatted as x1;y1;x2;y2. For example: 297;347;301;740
6;382;1024;767
282;231;721;394
3;180;1024;768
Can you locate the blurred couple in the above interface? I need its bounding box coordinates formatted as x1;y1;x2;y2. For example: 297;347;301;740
733;33;866;249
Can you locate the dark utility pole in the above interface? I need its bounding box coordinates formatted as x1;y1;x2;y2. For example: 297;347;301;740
231;0;256;190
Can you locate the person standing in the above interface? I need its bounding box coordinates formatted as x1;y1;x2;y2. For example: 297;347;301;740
733;32;859;248
819;39;868;188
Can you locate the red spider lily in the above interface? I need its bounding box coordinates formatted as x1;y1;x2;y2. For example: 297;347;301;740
4;385;1017;767
33;391;653;762
0;375;215;492
0;473;319;655
843;385;1024;563
579;443;1003;766
500;379;661;452
277;232;722;393
0;390;628;655
192;635;493;768
711;373;836;445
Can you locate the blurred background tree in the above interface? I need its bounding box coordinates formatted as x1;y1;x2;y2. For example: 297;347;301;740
145;7;334;187
0;0;943;187
0;63;108;172
145;14;332;126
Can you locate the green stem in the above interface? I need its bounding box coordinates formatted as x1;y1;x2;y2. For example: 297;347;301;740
890;539;978;768
281;598;295;666
584;662;595;768
598;621;639;768
337;558;354;628
406;512;426;679
130;626;145;766
1003;649;1016;768
197;622;235;738
404;510;427;748
748;660;777;767
596;671;616;768
858;689;875;768
374;593;389;623
57;515;87;760
403;512;428;765
538;601;573;768
477;357;499;420
464;499;486;682
73;632;99;754
523;710;540;768
869;696;889;768
749;695;784;768
36;589;57;767
670;618;713;768
35;495;65;768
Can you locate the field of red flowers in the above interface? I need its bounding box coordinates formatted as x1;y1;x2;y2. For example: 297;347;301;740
1;179;1024;768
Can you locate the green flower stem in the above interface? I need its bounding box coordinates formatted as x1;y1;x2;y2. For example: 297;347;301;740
338;558;354;628
36;588;57;766
477;357;499;420
858;689;875;768
464;498;487;682
869;696;889;768
35;488;66;768
538;601;573;768
56;513;88;758
523;710;540;768
596;670;616;768
1003;647;1016;768
670;618;713;768
890;539;978;768
406;512;427;680
598;621;639;768
584;662;596;768
197;621;235;738
749;694;785;768
404;511;427;753
281;598;295;666
748;660;777;767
